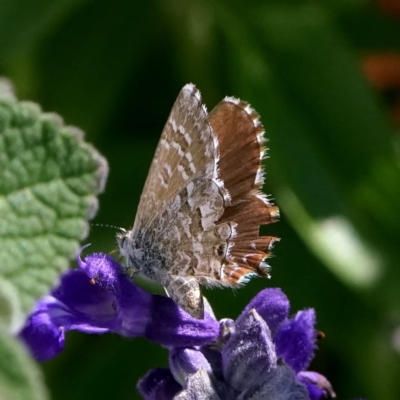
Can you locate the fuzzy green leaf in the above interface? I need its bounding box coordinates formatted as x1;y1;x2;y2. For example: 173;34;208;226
0;80;108;332
0;334;49;400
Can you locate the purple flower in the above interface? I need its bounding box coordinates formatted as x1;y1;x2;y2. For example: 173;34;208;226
19;253;335;399
138;288;336;400
19;252;219;361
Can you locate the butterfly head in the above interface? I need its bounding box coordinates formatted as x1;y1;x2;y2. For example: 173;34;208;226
116;230;144;274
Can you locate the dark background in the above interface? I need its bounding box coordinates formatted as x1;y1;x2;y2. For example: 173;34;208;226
1;0;400;399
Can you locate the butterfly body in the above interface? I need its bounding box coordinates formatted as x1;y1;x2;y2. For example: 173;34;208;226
117;84;279;319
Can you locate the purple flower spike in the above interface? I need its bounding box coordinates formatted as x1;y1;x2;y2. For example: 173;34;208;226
137;368;181;400
19;252;219;361
237;288;290;335
138;287;337;399
19;252;339;399
275;309;317;372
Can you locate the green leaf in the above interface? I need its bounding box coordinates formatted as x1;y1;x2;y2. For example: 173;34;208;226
0;79;108;333
0;334;48;400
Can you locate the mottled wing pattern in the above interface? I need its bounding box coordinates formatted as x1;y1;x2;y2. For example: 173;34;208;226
134;84;220;230
119;85;279;319
130;84;232;318
208;97;280;284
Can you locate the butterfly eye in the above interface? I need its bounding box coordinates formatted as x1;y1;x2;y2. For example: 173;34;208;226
117;235;126;248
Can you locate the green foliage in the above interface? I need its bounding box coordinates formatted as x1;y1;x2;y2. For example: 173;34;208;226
0;0;399;399
0;333;49;400
0;80;108;332
0;79;107;399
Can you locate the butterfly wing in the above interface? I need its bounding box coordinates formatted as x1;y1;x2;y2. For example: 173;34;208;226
133;84;225;230
208;97;280;284
127;84;231;318
120;85;279;319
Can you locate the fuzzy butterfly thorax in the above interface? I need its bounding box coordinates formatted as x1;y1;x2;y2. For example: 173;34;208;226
117;84;279;319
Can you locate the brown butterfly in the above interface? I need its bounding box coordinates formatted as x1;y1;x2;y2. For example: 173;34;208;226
117;84;279;319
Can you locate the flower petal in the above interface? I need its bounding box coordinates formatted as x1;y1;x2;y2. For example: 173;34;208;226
20;252;220;361
77;253;152;337
275;309;317;372
216;318;235;347
174;368;221;400
145;295;219;347
19;256;122;362
169;347;212;385
297;371;336;399
199;318;235;381
239;363;309;400
222;309;277;391
80;254;219;345
19;303;65;362
137;368;181;400
52;258;122;330
237;288;290;335
200;347;223;382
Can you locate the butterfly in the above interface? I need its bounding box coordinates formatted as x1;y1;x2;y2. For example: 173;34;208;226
117;84;279;319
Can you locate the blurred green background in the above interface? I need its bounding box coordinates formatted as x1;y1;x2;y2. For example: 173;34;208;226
1;0;400;399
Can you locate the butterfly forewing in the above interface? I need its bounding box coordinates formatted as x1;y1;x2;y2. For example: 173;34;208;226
133;84;219;230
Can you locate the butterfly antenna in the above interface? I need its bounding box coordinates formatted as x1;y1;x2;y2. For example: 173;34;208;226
89;224;125;257
90;223;126;233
